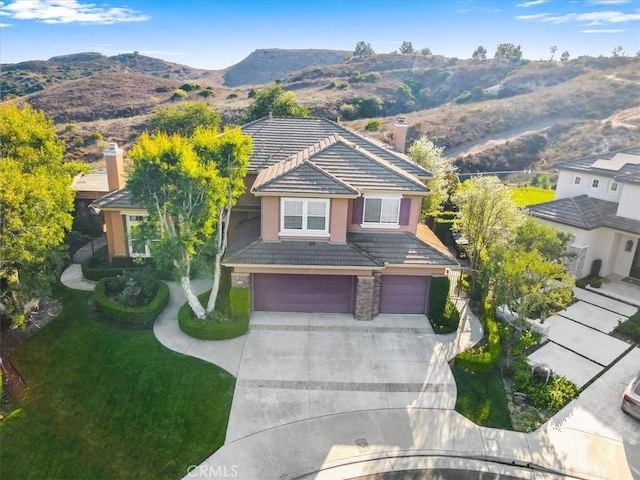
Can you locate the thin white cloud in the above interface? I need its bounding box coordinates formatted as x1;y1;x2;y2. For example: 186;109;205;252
1;0;150;25
581;28;628;33
517;0;548;7
517;10;640;24
587;0;631;5
0;22;12;27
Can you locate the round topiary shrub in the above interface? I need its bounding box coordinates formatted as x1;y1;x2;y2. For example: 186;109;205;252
94;271;169;326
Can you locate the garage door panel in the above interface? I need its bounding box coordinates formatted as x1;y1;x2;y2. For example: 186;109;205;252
380;275;429;314
253;274;353;313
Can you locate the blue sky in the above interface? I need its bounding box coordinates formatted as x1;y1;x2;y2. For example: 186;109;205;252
1;0;639;69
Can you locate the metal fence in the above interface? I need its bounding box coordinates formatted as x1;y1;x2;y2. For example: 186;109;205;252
72;234;107;263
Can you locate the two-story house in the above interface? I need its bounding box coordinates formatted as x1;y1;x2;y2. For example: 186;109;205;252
528;147;640;281
92;116;458;320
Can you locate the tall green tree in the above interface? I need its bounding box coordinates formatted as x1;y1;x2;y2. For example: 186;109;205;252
399;41;415;54
482;219;574;319
243;84;311;122
127;116;252;319
0;104;79;326
407;136;457;216
452;176;524;277
354;41;375;56
150;102;220;137
472;45;487;60
494;43;523;61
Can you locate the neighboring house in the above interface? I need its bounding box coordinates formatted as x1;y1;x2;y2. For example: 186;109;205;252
92;117;458;320
528;147;640;281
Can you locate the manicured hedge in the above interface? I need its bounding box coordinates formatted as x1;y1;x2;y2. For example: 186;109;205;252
454;300;501;373
428;276;460;334
81;246;175;281
229;286;250;322
94;278;170;325
178;288;249;340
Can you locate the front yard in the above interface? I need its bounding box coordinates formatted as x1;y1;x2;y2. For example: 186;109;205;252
0;285;235;480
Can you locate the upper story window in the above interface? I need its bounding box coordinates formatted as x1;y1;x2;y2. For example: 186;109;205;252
125;214;151;257
608;181;619;193
363;197;400;225
573;175;581;186
591;178;600;189
280;198;329;236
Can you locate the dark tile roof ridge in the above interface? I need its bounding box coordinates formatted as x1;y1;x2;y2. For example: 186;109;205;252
345;238;386;267
301;160;359;195
91;187;132;208
328;135;429;192
402;230;458;264
320;117;432;177
252;151;305;191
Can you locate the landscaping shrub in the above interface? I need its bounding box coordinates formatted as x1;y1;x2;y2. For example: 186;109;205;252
575;276;589;288
428;277;460;334
613;309;640;343
81;245;175;281
229;286;250;322
454;300;501;373
94;277;169;325
365;120;382;131
178;269;248;340
588;276;602;288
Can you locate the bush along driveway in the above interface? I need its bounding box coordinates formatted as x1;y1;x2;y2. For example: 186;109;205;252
0;285;236;480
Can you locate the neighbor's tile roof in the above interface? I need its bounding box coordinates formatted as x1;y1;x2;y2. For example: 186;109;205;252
555;147;640;178
252;133;428;195
528;194;640;235
90;188;142;210
224;218;458;268
242;116;431;178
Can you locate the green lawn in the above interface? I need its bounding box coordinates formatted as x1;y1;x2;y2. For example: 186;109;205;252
510;186;555;207
451;365;513;429
0;285;235;480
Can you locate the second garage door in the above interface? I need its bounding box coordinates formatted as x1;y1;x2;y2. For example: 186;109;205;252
379;275;430;314
253;274;354;313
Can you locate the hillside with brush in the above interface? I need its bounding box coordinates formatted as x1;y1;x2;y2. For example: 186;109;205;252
2;50;639;169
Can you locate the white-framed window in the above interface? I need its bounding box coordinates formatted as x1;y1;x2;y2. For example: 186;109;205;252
280;198;329;236
573;175;581;186
591;178;600;189
125;214;151;257
363;196;401;226
608;181;619;193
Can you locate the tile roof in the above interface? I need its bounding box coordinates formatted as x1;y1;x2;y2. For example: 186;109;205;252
252;137;359;196
224;219;458;268
242;116;431;178
90;188;142;210
348;231;458;266
528;194;640;235
554;147;640;178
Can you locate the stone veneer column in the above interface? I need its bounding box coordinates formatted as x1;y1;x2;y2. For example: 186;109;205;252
372;273;382;316
355;276;375;321
231;272;250;288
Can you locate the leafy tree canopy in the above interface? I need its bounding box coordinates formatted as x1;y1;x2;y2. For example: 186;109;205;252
0;104;78;326
243;84;311;122
354;41;375;56
399;41;415;54
472;45;487;60
494;43;523;61
150;102;220;137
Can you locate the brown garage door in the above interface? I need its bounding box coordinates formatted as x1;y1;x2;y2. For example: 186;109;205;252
379;275;430;314
253;274;354;313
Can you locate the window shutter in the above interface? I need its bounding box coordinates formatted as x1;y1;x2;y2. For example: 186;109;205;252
399;198;411;225
352;196;364;223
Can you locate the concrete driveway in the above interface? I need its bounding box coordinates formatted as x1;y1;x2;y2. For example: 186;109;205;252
225;312;458;442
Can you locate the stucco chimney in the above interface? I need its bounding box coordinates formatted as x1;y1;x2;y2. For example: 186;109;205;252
393;117;408;153
104;142;125;191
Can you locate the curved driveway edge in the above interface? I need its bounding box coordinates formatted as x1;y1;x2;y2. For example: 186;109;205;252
188;407;638;480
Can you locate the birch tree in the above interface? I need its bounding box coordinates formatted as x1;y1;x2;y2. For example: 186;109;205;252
127;127;252;320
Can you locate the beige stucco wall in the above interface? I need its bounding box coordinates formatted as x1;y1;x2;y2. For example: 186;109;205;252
261;197;279;240
617;184;640;220
347;195;422;234
104;210;127;259
330;198;348;243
